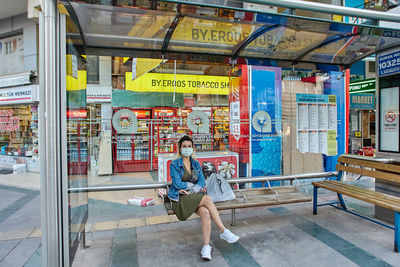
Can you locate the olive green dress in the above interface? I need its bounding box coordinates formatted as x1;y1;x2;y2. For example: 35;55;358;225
172;165;205;221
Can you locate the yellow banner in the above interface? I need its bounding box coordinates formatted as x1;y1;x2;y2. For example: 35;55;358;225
133;58;165;80
125;72;229;95
66;70;87;91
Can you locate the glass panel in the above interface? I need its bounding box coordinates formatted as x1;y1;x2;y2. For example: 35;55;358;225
168;16;267;55
241;26;331;60
71;2;176;49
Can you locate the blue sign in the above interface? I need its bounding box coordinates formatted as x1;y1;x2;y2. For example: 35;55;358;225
378;50;400;76
350;93;375;110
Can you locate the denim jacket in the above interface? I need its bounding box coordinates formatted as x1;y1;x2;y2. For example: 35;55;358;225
168;156;205;202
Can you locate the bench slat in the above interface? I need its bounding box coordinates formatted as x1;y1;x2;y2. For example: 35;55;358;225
336;164;400;184
338;156;400;174
325;180;400;206
165;190;311;215
312;181;400;212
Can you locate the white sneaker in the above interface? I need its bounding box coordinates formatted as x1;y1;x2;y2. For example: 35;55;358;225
201;245;212;260
220;229;239;243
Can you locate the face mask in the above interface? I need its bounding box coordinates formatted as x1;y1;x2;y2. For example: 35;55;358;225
181;147;193;157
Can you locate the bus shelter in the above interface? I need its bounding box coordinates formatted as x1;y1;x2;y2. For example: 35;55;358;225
39;0;400;265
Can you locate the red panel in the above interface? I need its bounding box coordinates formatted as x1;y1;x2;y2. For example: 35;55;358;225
229;65;249;163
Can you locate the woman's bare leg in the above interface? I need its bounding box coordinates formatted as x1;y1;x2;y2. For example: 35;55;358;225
196;206;211;245
198;195;225;232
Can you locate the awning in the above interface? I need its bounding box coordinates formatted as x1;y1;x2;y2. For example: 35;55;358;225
62;0;400;69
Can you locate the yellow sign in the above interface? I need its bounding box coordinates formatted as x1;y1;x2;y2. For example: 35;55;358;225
66;70;87;91
327;130;337;156
125;72;229;95
355;131;361;137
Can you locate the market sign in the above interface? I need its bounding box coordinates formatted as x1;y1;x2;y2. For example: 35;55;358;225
378;50;400;77
125;72;229;95
350;93;375;110
349;79;375;94
0;84;39;105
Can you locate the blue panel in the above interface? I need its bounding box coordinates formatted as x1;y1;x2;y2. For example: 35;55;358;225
323;71;346;172
250;68;282;187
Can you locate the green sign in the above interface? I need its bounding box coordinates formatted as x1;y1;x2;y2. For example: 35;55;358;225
349;79;376;94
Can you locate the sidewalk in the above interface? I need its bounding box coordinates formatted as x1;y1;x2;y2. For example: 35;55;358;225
1;171;398;266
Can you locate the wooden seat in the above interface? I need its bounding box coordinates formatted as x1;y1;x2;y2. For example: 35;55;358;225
164;186;311;219
312;154;400;253
312;180;400;212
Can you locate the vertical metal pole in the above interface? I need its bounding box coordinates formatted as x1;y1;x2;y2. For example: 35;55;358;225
337;193;347;210
40;0;64;266
313;186;318;215
395;211;399;253
231;208;236;226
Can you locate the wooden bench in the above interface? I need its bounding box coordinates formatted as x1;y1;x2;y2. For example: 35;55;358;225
312;154;400;253
164;172;337;226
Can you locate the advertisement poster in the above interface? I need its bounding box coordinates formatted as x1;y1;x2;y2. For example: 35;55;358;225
380;87;399;152
296;94;337;155
250;67;282;180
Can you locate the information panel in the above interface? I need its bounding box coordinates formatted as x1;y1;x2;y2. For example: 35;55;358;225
296;94;337;155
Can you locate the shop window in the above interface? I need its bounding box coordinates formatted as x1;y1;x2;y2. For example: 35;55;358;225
86;55;99;84
0;105;38;157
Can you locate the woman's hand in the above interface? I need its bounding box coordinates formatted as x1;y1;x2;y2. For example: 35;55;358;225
179;189;190;195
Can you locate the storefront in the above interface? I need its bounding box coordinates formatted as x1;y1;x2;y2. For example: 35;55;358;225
109;63;233;173
348;78;376;156
0;83;39;172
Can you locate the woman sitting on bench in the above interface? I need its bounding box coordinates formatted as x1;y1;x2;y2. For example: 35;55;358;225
168;135;239;261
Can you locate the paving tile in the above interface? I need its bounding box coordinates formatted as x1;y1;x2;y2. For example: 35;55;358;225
145;215;172;225
93;221;119;232
0;237;41;267
29;228;42;238
119;218;146;229
0;229;31;241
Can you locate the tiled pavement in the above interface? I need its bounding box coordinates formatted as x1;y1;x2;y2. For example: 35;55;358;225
1;172;400;266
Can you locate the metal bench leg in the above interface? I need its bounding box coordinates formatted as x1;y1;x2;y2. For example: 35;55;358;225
395;211;399;253
337;193;347;210
313;186;318;215
231;208;236;226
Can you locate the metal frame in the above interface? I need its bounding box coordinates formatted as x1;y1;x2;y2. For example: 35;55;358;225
159;0;400;23
41;0;66;266
292;33;360;66
231;24;280;59
313;170;400;253
61;0;400;69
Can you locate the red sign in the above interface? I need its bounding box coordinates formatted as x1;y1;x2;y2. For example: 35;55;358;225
67;110;87;118
385;111;396;122
184;98;195;108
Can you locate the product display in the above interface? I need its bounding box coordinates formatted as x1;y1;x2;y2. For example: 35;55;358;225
112;108;151;172
0;106;37;157
67;117;88;175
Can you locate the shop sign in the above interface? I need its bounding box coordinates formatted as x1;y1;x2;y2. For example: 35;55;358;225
125;72;229;95
350;93;375;110
67;110;87;118
378;50;400;76
0;109;19;132
87;86;112;103
0;85;39;105
349;79;375;94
